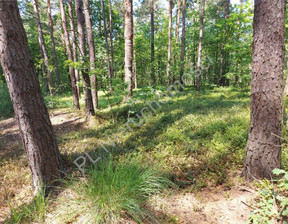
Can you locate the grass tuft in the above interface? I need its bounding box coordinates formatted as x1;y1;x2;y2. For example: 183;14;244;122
61;157;173;223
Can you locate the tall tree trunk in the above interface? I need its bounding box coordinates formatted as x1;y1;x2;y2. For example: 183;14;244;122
59;0;80;109
166;0;172;86
179;0;186;88
133;24;137;89
234;0;243;86
75;0;95;119
33;0;55;95
196;0;205;91
47;0;61;92
67;0;81;99
100;0;113;93
243;0;286;180
214;0;221;84
220;0;230;86
124;0;133;99
0;0;64;195
83;0;98;110
108;0;114;78
173;0;181;82
150;0;155;85
40;47;50;93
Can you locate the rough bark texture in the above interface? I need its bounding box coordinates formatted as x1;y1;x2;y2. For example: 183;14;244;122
196;0;205;91
67;0;81;99
33;0;55;95
100;0;113;93
108;0;114;79
0;0;64;194
124;0;133;99
75;0;95;119
243;0;286;180
59;0;80;109
150;0;155;85
179;0;186;88
47;0;61;91
166;0;172;86
83;0;98;110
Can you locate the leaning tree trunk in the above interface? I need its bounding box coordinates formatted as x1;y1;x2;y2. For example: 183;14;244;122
67;0;81;99
100;0;113;93
83;0;98;110
33;0;55;95
75;0;95;120
124;0;133;99
150;0;155;85
196;0;205;91
108;0;114;79
59;0;80;109
47;0;61;91
179;0;186;88
0;0;64;195
243;0;286;180
166;0;172;86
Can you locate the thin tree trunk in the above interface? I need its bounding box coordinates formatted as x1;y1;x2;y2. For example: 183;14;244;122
196;0;205;91
214;0;221;84
173;0;181;82
83;0;98;110
59;0;80;109
220;0;230;86
108;0;114;78
133;24;137;89
40;47;50;93
100;0;113;93
67;0;81;99
75;0;95;120
179;0;186;88
47;0;61;92
124;0;133;99
33;0;55;95
166;0;172;86
150;0;155;85
0;0;64;195
243;0;286;180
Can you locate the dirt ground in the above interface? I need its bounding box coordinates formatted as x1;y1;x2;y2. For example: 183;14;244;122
0;110;255;224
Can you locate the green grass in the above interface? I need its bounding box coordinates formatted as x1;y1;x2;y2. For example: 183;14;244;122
57;157;173;223
0;82;13;119
5;190;49;224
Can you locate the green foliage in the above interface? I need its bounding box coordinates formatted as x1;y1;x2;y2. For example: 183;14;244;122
5;190;49;224
0;79;13;119
248;169;288;224
60;157;173;223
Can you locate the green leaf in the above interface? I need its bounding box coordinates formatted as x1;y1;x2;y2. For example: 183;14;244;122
273;169;286;175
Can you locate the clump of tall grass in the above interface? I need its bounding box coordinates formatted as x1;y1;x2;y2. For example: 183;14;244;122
5;190;49;224
62;157;173;223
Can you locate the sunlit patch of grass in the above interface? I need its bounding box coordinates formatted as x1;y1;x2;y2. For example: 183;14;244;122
5;190;49;224
53;157;173;224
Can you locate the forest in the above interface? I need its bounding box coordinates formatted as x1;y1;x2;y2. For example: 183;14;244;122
0;0;288;223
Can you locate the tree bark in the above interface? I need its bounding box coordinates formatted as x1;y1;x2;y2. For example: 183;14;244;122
243;0;286;180
83;0;98;110
67;0;81;99
75;0;95;120
59;0;80;109
124;0;133;99
173;0;181;82
47;0;61;91
196;0;205;91
220;0;230;86
108;0;114;79
33;0;55;95
179;0;186;88
0;0;64;195
166;0;172;86
150;0;155;85
100;0;113;93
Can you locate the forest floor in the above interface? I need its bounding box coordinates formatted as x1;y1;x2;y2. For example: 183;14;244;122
0;87;281;223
